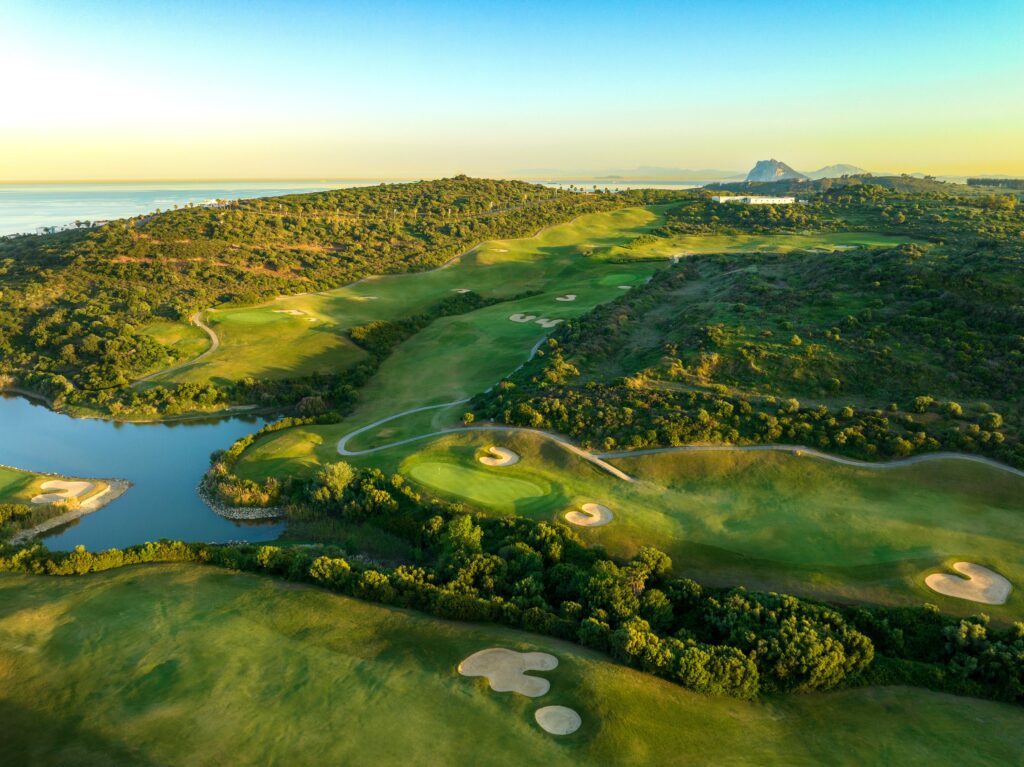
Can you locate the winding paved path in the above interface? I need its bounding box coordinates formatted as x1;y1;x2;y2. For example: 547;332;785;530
132;313;220;385
337;406;1024;485
336;404;635;482
594;444;1024;478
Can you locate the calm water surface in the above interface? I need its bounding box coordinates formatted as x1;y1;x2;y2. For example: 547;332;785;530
0;395;284;550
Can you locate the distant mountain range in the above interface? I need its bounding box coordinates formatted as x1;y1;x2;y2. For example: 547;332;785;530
745;160;869;182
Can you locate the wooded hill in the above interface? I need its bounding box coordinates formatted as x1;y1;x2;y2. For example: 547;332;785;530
472;186;1024;468
0;178;636;406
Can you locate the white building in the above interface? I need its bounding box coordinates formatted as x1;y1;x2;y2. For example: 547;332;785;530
711;195;796;205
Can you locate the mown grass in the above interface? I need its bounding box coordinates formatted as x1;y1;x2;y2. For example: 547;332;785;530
0;466;36;504
147;203;908;390
0;466;107;507
1;564;1020;766
347;432;1024;621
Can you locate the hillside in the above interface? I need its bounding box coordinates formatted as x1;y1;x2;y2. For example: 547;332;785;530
0;178;654;415
471;187;1024;468
806;163;868;179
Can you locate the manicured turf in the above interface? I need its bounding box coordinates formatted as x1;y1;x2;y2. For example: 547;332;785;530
137;321;210;363
348;432;1024;620
0;465;37;504
0;465;106;507
146;203;910;389
1;564;1020;766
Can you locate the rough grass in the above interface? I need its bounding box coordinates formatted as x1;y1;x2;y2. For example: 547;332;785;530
1;564;1021;767
364;432;1024;620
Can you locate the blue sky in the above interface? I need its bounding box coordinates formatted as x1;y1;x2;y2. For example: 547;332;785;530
2;0;1022;179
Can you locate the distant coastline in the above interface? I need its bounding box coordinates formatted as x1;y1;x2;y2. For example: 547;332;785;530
0;178;709;237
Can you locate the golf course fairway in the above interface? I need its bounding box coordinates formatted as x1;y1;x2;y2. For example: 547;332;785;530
325;432;1024;619
1;564;1021;766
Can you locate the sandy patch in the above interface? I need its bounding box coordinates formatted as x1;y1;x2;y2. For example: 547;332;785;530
272;309;305;316
452;288;472;294
925;562;1012;605
492;248;509;253
478;446;520;467
534;318;563;329
535;706;582;735
617;285;632;290
31;479;95;505
555;294;577;302
458;648;558;697
565;502;613;527
510;313;538;323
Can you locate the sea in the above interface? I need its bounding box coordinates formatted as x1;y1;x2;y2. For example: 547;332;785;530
0;178;709;237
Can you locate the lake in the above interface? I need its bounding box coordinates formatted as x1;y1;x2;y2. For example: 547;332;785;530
0;395;284;550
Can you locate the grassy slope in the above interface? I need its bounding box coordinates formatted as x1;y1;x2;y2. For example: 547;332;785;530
232;207;906;477
0;466;37;504
1;564;1020;767
0;466;108;506
335;431;1024;620
145;205;904;390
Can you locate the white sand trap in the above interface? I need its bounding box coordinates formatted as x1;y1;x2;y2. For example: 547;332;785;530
478;446;520;467
272;309;305;316
31;480;95;505
565;502;613;527
534;318;563;329
535;706;582;735
492;248;509;253
555;294;577;302
510;313;538;323
617;285;632;290
305;317;318;321
452;288;472;293
458;648;558;697
925;562;1012;605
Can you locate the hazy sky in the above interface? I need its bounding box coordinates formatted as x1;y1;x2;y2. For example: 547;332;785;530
2;0;1022;180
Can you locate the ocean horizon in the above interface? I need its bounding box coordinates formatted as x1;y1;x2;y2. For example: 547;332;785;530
0;178;709;237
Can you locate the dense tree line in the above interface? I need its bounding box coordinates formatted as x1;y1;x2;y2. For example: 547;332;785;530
3;468;1021;704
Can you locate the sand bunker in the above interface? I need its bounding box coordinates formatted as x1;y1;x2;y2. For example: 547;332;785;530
555;294;577;302
534;318;563;329
31;480;95;505
452;288;472;293
925;562;1012;605
617;285;632;290
272;309;305;316
478;446;521;467
565;502;613;527
510;313;538;323
458;648;558;697
535;706;582;735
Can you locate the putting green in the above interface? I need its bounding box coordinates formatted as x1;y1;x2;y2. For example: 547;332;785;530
406;460;551;514
352;432;1024;619
1;564;1021;766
